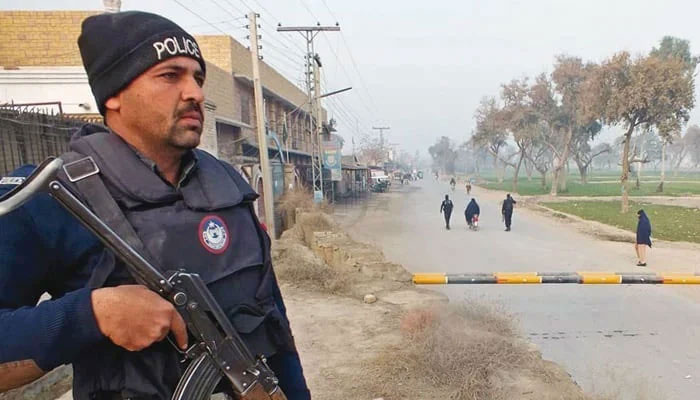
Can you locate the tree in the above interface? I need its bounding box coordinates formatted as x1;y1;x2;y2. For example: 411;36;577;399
687;126;700;167
523;123;554;189
588;51;695;212
629;130;661;189
543;56;601;195
428;136;458;175
668;129;690;175
572;137;609;183
472;97;509;182
650;36;700;73
358;134;386;166
650;36;699;191
501;78;539;191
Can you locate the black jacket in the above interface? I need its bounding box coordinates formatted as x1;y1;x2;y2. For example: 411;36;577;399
502;196;516;214
440;199;454;214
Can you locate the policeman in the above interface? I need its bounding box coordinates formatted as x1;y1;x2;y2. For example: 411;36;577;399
0;11;310;400
502;193;517;232
439;194;454;230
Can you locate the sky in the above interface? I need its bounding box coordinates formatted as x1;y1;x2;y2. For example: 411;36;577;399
3;0;700;157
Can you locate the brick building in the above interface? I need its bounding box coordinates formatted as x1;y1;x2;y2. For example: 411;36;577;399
0;10;326;201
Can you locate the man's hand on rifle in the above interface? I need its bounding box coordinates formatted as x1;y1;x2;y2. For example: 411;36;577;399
91;285;188;351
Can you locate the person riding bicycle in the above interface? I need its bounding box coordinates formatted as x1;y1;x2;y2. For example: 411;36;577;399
465;198;480;229
465;181;472;195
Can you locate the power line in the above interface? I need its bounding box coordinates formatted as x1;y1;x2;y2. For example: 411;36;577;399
171;0;230;35
320;32;378;123
318;0;382;118
218;0;247;17
261;39;305;66
297;0;321;22
208;0;243;21
183;17;247;31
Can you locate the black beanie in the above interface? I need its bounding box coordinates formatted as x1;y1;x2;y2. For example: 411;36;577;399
78;11;207;115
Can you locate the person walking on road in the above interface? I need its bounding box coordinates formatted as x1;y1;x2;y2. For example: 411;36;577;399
449;177;456;191
465;181;472;195
440;194;454;230
502;193;517;231
635;209;652;266
465;198;480;230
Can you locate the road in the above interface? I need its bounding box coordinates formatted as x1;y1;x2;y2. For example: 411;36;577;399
334;179;700;400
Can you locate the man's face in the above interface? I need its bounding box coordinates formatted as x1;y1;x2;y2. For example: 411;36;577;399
107;57;205;152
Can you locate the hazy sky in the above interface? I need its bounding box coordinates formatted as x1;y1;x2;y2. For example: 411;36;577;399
4;0;700;156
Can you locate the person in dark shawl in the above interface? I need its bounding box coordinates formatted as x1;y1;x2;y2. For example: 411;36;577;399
465;198;480;228
635;209;652;266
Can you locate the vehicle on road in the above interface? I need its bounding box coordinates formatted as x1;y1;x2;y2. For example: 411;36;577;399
370;168;390;186
469;215;479;231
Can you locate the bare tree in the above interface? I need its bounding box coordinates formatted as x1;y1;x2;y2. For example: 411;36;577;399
358;134;386;166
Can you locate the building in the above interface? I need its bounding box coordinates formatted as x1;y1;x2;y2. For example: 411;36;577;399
339;154;369;197
0;10;331;219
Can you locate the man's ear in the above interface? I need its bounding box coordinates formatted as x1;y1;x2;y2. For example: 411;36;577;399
104;96;121;112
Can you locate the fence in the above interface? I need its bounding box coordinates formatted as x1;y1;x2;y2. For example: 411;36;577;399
0;106;97;176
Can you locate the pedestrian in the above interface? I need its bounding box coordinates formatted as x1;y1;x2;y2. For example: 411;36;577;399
502;193;517;231
440;194;454;230
465;198;480;229
0;11;309;400
635;209;652;266
465;181;472;195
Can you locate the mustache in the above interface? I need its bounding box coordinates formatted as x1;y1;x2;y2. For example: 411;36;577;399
176;102;202;118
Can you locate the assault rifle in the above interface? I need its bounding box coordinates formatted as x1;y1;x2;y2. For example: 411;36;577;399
0;158;287;400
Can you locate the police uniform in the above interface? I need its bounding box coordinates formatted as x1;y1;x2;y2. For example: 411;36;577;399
0;10;309;400
0;124;310;399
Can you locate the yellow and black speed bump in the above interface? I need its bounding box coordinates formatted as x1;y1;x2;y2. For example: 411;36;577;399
412;272;700;285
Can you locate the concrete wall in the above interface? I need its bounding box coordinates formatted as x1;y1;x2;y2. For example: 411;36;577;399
0;67;97;113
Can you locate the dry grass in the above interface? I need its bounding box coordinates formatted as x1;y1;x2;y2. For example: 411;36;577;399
365;302;536;400
272;241;351;295
359;301;610;400
277;188;334;232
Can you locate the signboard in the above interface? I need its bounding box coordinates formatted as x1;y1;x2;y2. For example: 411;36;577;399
322;137;342;181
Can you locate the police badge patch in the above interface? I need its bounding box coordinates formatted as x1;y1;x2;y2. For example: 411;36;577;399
198;215;230;254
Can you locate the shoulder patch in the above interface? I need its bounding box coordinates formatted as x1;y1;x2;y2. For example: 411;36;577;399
0;176;25;185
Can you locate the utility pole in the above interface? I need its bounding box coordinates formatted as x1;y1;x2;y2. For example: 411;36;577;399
278;23;340;201
372;126;390;163
249;13;276;238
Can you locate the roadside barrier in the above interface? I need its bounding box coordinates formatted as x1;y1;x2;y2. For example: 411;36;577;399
413;271;700;285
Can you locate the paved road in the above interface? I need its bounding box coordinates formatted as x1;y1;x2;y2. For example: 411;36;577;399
335;179;700;400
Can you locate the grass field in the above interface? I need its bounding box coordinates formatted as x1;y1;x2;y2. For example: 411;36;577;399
475;171;700;197
481;179;700;196
542;201;700;243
